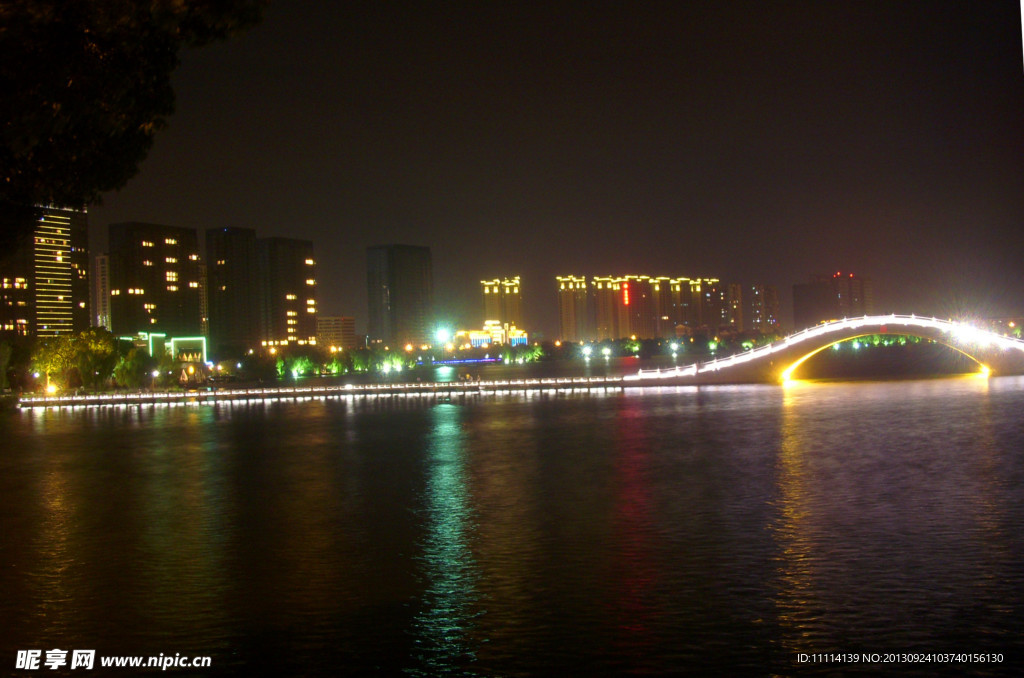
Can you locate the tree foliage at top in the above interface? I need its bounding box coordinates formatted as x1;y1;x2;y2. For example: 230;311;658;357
0;0;266;244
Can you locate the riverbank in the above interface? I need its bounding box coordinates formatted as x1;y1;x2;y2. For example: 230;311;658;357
15;375;628;409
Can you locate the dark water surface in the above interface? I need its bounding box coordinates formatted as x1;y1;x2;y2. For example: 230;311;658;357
2;376;1022;676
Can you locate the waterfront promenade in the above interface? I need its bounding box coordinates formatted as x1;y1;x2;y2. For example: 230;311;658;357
16;376;628;409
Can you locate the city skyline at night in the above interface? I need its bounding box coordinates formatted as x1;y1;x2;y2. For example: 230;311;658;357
84;2;1023;337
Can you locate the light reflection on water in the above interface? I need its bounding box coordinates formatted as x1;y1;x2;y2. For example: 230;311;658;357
1;378;1022;676
408;404;480;677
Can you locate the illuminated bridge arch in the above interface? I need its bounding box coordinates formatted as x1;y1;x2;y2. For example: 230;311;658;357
627;315;1024;385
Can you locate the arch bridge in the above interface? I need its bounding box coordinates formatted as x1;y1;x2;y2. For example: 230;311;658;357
626;315;1024;385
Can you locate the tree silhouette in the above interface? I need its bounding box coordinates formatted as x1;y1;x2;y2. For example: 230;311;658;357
0;1;266;246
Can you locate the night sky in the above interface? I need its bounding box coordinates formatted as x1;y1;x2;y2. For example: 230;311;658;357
87;1;1024;338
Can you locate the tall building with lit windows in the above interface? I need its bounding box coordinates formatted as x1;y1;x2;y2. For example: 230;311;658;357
108;222;202;337
1;205;90;338
481;276;523;328
686;277;722;329
747;284;780;333
258;237;318;346
724;283;744;332
206;227;260;357
556;275;592;342
317;315;358;350
592;276;630;340
92;254;111;330
367;244;433;347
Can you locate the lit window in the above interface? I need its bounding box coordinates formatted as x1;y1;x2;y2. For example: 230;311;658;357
167;285;178;292
142;241;154;247
166;271;178;281
143;260;153;266
305;259;315;265
189;254;199;261
165;257;177;264
165;238;177;245
285;294;297;300
306;279;316;285
286;311;297;316
306;299;316;305
189;281;199;288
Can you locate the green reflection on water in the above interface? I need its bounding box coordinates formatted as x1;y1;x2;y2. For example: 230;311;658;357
408;403;480;677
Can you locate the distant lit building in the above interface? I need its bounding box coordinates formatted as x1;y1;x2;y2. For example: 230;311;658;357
92;254;110;330
1;205;90;338
592;276;628;340
793;272;874;330
108;222;202;337
481;276;523;328
198;262;208;338
206;227;260;357
258;237;317;346
367;244;433;347
724;283;744;332
318;315;358;350
455;320;528;348
555;273;737;341
687;277;722;330
556;275;592;342
747;284;780;333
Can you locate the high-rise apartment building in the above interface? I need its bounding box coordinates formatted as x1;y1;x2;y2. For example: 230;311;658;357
317;315;358;350
724;283;744;332
556;275;592;342
1;206;89;338
793;272;874;330
555;274;747;341
92;254;110;330
481;276;523;328
367;245;433;347
687;278;722;329
592;276;628;340
108;222;202;337
206;227;260;357
747;284;781;333
258;237;318;346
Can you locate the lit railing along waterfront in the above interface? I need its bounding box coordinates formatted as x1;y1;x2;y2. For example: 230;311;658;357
17;376;627;409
